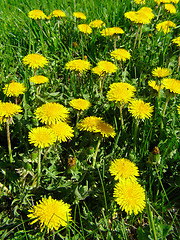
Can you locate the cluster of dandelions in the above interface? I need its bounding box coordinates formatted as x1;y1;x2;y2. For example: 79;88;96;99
109;158;145;215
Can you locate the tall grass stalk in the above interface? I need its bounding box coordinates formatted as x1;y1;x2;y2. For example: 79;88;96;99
6;118;13;162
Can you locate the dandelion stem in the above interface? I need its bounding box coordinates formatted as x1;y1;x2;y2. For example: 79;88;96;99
37;148;42;184
161;93;171;130
133;25;141;52
134;119;139;153
119;104;124;130
6;118;13;162
138;24;143;49
93;138;101;168
100;75;106;94
177;54;180;73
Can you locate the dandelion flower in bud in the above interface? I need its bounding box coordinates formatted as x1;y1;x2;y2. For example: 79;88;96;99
65;59;91;73
28;196;72;233
110;158;139;182
107;82;136;104
69;99;91;111
156;21;176;34
152;67;171;78
172;36;180;47
95;61;117;74
30;75;49;84
73;12;86;20
161;78;180;94
110;48;131;62
89;20;105;28
28;10;47;19
0;102;22;119
51;10;66;18
128;99;153;120
78;24;92;34
28;127;56;148
22;53;48;69
114;180;145;215
3;81;26;97
148;80;160;92
35;102;69;125
50;122;74;143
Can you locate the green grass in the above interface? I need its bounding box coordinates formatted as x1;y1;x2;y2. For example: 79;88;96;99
0;0;180;239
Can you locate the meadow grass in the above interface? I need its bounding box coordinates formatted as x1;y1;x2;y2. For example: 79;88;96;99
0;0;180;239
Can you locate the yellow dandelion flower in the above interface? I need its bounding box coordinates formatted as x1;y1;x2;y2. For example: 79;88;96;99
92;66;105;76
114;180;145;215
35;102;69;125
50;122;74;143
78;24;92;34
164;4;176;13
78;116;103;132
51;10;66;18
138;7;154;19
95;120;116;138
109;158;139;182
28;196;72;233
128;99;153;120
134;0;145;4
161;78;180;94
30;75;49;84
177;105;180;114
172;36;180;47
69;99;91;111
65;59;91;73
73;12;86;20
22;53;48;69
107;82;136;104
111;27;124;35
125;7;154;24
0;102;22;119
89;20;105;28
156;21;176;34
96;61;117;74
28;127;56;148
28;10;47;19
110;48;131;61
170;0;179;3
152;67;171;78
155;0;171;4
3;81;26;97
148;80;160;92
101;27;124;37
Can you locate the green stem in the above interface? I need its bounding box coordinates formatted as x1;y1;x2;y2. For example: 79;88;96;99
93;138;101;168
37;148;42;184
119;104;124;130
134;119;139;153
133;25;141;52
161;93;171;130
6;118;13;162
99;75;106;94
138;24;143;49
146;201;158;240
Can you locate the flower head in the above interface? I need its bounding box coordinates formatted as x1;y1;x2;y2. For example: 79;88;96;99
65;59;91;73
51;10;66;18
155;0;172;4
73;12;86;19
128;99;153;120
156;21;176;34
110;48;131;61
0;102;22;119
101;27;124;37
30;75;49;84
69;99;91;111
28;127;56;148
114;180;145;215
78;116;103;132
3;81;26;97
92;66;105;76
22;53;48;69
134;0;145;4
107;82;136;104
172;36;180;47
28;10;47;19
28;196;72;233
161;78;180;94
89;20;105;28
164;4;176;13
50;122;74;143
110;158;139;182
35;102;69;125
125;7;154;24
152;67;171;78
148;80;160;92
95;61;117;74
78;24;92;34
95;120;116;138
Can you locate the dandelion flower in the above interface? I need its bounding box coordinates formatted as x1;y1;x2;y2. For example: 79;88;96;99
69;99;91;111
95;61;117;74
125;7;154;24
172;36;180;47
28;127;56;148
0;102;22;119
78;116;103;132
155;0;171;4
164;4;176;13
95;120;116;138
50;122;74;143
22;53;48;69
170;0;179;3
111;27;125;35
35;102;69;125
134;0;145;4
89;20;105;28
110;49;131;61
148;80;160;91
30;75;49;84
107;82;136;104
177;105;180;114
3;81;26;97
78;24;92;34
101;27;124;37
114;180;145;215
161;78;180;94
28;10;47;19
156;21;176;34
65;59;91;73
128;99;153;120
51;10;66;18
28;196;72;233
109;158;139;182
92;66;105;76
73;12;86;20
152;67;171;78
